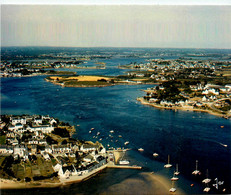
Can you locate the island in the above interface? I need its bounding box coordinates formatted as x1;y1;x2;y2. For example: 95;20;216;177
0;114;141;189
45;75;155;88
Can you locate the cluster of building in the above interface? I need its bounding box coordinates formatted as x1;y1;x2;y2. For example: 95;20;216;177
0;115;108;180
131;59;229;71
146;83;231;113
0;115;56;156
126;59;230;82
0;64;45;77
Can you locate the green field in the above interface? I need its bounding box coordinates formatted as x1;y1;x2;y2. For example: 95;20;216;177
0;135;6;145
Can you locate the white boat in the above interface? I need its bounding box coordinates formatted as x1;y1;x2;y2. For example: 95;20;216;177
91;128;95;130
192;160;201;175
89;131;91;133
164;155;172;168
99;138;102;141
174;164;180;176
153;153;159;157
171;175;179;181
169;188;176;193
138;148;144;152
97;132;100;135
119;160;130;165
203;187;210;192
110;130;114;133
124;141;129;145
169;180;176;193
202;169;211;184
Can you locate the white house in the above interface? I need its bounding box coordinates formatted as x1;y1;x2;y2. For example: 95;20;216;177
202;96;208;102
11;117;26;125
45;145;52;154
28;125;54;134
80;143;101;153
53;163;62;172
58;165;78;179
14;145;28;159
83;154;95;163
34;118;43;125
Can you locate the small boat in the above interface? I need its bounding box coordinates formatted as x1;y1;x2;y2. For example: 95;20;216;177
164;155;172;168
93;136;95;138
138;148;144;152
220;126;224;128
203;187;210;192
153;153;159;157
124;141;129;145
119;160;130;165
99;138;102;141
169;181;176;193
174;164;180;176
192;160;201;175
91;128;95;130
212;178;224;190
110;130;114;133
171;174;179;181
118;135;122;138
89;131;92;133
97;132;100;136
202;169;211;184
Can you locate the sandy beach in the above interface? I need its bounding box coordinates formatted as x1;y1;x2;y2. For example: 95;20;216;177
101;172;185;195
49;75;111;82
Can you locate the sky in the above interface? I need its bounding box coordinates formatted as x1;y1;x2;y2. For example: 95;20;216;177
1;4;231;48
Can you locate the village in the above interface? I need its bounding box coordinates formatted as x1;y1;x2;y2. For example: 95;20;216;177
0;115;112;186
139;82;231;118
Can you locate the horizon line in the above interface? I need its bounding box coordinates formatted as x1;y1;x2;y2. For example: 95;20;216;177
2;0;231;6
1;46;231;50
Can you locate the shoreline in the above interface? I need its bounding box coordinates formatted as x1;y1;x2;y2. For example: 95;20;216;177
137;97;231;119
0;171;185;195
0;164;108;190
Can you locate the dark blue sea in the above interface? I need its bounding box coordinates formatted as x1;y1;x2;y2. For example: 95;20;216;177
1;49;231;194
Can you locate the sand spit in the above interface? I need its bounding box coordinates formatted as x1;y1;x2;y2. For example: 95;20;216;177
101;172;185;195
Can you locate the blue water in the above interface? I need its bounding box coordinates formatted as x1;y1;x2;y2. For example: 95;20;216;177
1;57;231;194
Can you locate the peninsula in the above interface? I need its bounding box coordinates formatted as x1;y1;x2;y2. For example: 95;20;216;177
0;114;141;189
138;81;231;118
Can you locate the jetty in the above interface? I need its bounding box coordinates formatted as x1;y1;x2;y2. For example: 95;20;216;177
107;164;142;169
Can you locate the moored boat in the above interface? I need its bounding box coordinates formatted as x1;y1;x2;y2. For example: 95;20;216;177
138;148;144;152
174;164;180;176
164;155;172;168
203;187;210;192
192;160;201;175
119;160;130;165
171;175;179;181
202;169;211;184
169;180;176;193
153;153;159;157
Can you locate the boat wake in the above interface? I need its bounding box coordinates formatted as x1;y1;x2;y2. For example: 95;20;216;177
219;143;228;147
